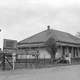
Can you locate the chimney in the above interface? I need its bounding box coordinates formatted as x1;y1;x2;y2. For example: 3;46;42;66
47;25;50;30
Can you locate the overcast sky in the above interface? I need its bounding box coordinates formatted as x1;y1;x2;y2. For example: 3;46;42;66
0;0;80;48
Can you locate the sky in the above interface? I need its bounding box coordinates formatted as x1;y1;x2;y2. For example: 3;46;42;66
0;0;80;48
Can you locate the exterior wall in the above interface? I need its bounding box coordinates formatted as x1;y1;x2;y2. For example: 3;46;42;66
55;46;62;59
38;48;51;59
17;54;35;59
17;48;51;59
17;47;63;59
17;46;80;60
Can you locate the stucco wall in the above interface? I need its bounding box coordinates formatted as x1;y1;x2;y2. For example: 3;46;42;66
17;48;51;59
38;49;51;59
55;47;62;59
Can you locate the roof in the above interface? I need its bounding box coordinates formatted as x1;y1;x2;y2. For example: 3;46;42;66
18;29;80;47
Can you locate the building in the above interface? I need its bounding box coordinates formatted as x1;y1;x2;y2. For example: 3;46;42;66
18;26;80;60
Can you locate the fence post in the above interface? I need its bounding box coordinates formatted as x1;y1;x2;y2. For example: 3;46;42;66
12;53;16;70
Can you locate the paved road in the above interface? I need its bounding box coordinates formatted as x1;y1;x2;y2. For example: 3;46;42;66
0;65;80;80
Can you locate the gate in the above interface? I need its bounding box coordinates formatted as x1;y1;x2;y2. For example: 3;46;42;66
0;52;13;70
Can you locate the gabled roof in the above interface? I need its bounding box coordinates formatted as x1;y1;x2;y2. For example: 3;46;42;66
19;29;80;45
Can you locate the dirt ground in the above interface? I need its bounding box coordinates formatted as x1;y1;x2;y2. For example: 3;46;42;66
0;65;80;80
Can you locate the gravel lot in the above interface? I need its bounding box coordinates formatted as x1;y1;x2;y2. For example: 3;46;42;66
0;65;80;80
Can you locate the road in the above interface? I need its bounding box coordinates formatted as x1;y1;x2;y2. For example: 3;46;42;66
0;65;80;80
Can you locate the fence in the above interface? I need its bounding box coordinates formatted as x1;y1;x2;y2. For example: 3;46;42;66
0;53;80;70
0;53;53;70
15;54;52;69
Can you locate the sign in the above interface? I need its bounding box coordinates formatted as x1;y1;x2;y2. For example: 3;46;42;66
3;39;17;53
3;39;17;49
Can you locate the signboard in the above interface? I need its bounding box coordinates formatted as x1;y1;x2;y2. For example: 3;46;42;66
3;39;17;53
3;39;17;49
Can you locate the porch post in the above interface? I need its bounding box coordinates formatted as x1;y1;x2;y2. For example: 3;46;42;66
79;48;80;57
61;46;63;56
71;47;74;58
75;48;76;57
78;47;80;57
66;47;69;54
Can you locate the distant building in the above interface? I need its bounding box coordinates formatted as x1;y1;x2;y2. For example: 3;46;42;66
18;26;80;59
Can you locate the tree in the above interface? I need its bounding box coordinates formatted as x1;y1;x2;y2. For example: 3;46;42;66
45;37;57;62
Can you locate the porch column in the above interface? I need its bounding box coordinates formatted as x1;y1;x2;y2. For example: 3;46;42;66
60;46;63;56
66;47;69;54
71;47;74;58
78;47;80;57
75;48;76;57
79;48;80;57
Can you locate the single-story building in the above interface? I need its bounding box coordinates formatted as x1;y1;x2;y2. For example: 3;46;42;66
17;26;80;61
